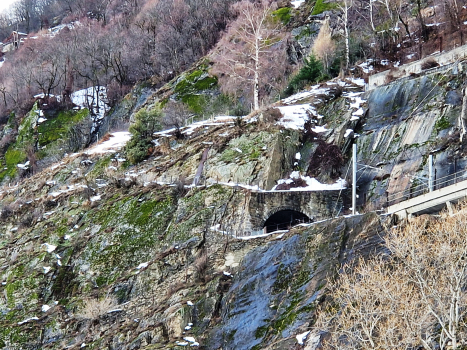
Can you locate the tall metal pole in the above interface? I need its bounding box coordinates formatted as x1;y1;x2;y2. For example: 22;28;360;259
352;143;357;215
429;154;433;192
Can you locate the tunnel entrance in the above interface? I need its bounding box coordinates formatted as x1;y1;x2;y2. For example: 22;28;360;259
263;210;311;233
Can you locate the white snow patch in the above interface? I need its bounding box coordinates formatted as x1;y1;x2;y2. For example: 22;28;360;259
136;262;149;269
71;86;110;126
291;0;305;7
37;117;47;124
276;104;315;130
86;132;131;154
295;152;301;160
42;243;57;253
153;115;237;137
426;22;444;27
18;317;39;325
281;85;329;104
296;331;310;345
349;97;366;109
187;301;194;306
47;22;78;37
273;173;346;191
184;337;199;346
107;309;123;313
344;129;354;138
34;93;56;99
43;266;52;274
238;231;284;240
90;195;101;202
352;108;364;116
311;125;328;133
223;271;232;277
42;305;51;312
17;161;30;170
358;60;374;73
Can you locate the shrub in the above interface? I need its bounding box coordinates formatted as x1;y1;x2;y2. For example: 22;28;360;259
421;58;439;70
272;7;291;25
125;138;152;164
126;105;163;164
129;105;162;140
0;205;13;220
194;251;208;283
307;140;344;179
261;107;283;125
275;176;308;190
283;55;327;96
76;295;118;320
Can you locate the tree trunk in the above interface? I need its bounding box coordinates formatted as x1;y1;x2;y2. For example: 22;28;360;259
459;88;467;142
254;37;260;111
369;0;375;32
344;3;350;71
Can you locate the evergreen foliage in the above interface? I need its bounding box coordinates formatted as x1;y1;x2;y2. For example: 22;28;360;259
283;55;327;97
125;105;163;164
272;7;291;25
311;0;338;15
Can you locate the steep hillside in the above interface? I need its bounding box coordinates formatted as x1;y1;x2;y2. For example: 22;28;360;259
0;54;466;348
2;0;467;348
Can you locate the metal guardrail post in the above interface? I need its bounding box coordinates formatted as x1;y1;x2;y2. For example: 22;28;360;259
429;154;433;192
352;144;357;215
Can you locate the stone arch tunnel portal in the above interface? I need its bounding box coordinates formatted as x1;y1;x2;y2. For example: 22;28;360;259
263;209;311;233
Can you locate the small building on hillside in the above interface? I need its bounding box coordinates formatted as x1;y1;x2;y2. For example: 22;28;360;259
2;31;28;53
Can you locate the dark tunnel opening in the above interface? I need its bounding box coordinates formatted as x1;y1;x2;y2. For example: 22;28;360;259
263;210;311;233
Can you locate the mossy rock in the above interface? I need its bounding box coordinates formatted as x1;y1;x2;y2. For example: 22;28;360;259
81;193;176;285
311;0;338;15
37;109;89;147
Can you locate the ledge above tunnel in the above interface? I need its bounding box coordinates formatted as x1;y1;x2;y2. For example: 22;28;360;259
249;190;348;234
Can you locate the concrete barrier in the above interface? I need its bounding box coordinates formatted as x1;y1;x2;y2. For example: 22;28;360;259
368;44;467;90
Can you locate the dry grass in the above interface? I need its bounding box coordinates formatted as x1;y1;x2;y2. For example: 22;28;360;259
76;295;119;320
166;280;186;297
194;251;208;283
99;133;112;143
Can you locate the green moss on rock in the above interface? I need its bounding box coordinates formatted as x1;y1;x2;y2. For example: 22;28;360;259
37;109;89;147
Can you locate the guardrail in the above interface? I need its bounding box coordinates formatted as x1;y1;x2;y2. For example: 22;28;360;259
386;169;467;207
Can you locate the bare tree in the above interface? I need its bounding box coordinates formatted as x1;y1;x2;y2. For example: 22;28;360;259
211;0;288;111
162;100;192;130
312;17;335;73
13;0;38;33
314;208;467;350
339;0;353;72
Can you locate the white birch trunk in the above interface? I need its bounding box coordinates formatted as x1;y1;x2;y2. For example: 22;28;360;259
344;0;350;71
459;88;467;142
254;37;260;111
369;0;376;31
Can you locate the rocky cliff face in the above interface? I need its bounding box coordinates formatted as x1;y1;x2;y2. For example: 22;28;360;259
355;63;467;211
0;59;465;349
